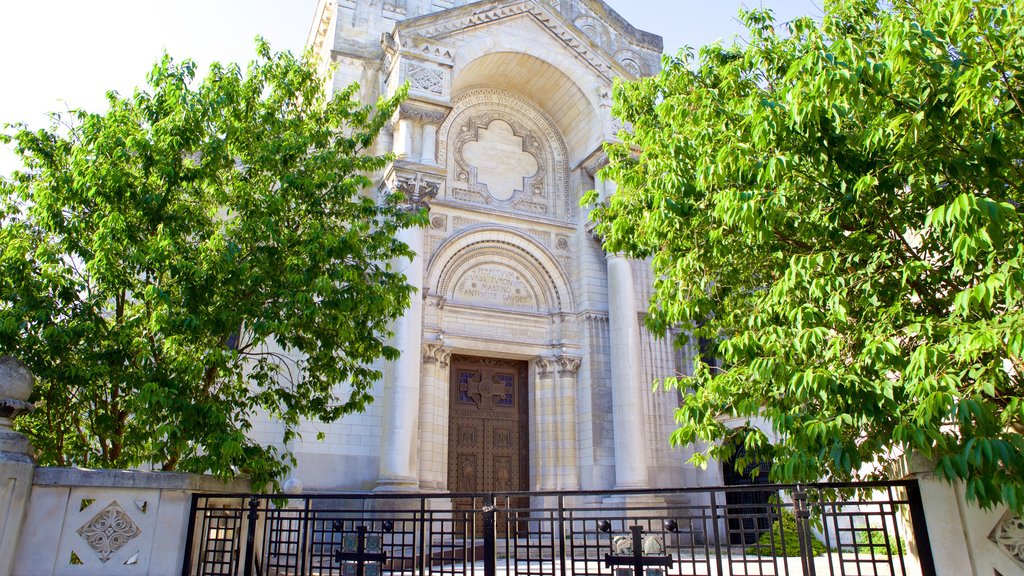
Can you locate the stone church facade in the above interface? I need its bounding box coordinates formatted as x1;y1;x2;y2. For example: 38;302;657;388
252;0;718;494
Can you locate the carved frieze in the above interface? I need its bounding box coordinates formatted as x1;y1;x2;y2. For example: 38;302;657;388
399;102;449;124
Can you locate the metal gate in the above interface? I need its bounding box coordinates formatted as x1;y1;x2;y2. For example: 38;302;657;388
181;481;935;576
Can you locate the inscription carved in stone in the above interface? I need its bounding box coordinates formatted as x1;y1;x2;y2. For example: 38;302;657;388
453;264;536;310
77;501;141;562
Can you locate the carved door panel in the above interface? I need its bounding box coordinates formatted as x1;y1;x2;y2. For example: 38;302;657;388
448;356;529;536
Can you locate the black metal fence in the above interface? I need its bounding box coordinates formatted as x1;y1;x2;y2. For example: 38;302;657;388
181;480;935;576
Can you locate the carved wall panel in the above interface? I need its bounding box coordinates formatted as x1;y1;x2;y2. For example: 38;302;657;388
437;90;572;220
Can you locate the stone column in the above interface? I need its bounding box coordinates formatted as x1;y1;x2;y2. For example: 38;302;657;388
606;253;649;489
556;356;581;490
0;357;35;576
393;119;414;160
421;124;438;166
376;173;439;491
418;342;451;490
533;358;557;490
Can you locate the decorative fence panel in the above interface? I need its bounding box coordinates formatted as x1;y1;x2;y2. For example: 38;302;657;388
181;481;935;576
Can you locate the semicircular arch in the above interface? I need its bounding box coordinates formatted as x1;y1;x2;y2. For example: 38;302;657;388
427;225;575;315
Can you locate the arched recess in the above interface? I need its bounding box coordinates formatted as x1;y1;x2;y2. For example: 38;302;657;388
437;88;573;221
427;225;575;315
451;50;601;164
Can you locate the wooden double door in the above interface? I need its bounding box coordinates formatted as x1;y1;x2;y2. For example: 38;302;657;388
447;355;529;498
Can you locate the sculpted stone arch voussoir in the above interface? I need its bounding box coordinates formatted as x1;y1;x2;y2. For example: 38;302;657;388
427;225;575;314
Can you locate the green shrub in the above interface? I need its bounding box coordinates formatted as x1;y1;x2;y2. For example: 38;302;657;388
854;529;905;556
747;509;827;557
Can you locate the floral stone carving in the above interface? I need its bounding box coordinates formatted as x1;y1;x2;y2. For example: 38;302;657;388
77;501;142;562
990;511;1024;567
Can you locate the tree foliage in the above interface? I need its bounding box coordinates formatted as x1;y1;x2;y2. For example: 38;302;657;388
589;0;1024;510
0;41;417;489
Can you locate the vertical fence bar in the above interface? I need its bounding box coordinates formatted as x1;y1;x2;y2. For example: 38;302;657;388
242;496;259;576
419;498;429;576
483;494;496;576
299;497;310;576
793;485;816;576
557;494;567;576
709;491;724;576
905;480;937;576
180;493;201;576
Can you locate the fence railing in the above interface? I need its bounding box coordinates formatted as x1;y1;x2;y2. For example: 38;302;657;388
181;480;936;576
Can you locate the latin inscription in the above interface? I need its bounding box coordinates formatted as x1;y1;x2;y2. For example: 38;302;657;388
454;265;536;310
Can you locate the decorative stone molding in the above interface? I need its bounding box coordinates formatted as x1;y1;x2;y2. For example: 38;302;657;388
399;102;449;124
395;0;619;82
76;501;142;563
990;511;1024;568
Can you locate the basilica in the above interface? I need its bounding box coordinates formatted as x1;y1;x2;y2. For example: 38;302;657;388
252;0;717;494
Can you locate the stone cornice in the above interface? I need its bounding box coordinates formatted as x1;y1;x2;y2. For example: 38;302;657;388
393;0;627;82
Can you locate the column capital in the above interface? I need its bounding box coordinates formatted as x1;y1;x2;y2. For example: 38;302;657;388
535;357;557;378
398;102;450;126
422;341;452;368
556;356;582;377
390;170;442;213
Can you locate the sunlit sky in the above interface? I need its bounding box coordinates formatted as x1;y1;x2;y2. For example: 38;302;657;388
0;0;821;174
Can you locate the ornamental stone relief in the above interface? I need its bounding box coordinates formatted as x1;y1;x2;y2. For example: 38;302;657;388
573;16;609;50
76;501;142;562
407;63;446;96
438;90;571;220
991;511;1024;568
615;50;647;77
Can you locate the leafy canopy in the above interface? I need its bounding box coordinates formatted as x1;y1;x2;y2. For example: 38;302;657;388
0;40;417;489
589;0;1024;510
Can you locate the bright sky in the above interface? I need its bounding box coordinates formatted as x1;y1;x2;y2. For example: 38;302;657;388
0;0;821;175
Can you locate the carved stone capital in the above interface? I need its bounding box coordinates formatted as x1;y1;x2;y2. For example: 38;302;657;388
536;358;557;379
399;102;450;125
557;356;582;377
422;342;452;368
392;171;442;213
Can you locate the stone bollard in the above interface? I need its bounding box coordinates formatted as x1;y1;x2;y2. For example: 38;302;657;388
0;356;36;576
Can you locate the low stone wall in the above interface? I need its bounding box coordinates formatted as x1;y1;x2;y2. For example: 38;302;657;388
12;468;248;576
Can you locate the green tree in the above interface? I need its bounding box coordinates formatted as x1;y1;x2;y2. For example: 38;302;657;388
588;0;1024;510
0;41;417;489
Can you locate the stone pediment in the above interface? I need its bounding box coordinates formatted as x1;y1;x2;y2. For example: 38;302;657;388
390;0;634;82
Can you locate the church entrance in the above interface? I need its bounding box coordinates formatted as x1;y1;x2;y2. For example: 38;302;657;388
447;355;529;494
447;355;529;536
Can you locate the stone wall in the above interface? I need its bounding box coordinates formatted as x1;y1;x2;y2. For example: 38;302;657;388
13;468;248;576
